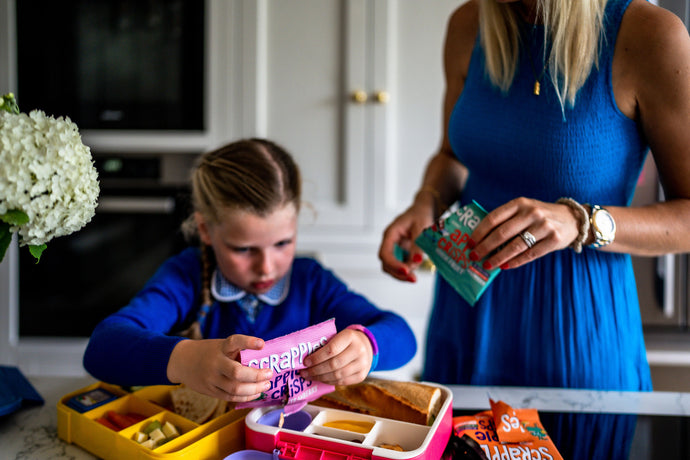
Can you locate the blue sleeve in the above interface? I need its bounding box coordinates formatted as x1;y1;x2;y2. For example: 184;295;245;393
83;248;201;386
299;259;417;372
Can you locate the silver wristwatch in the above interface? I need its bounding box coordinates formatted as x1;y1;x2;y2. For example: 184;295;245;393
589;205;616;248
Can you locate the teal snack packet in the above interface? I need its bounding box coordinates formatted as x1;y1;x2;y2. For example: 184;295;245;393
415;200;500;306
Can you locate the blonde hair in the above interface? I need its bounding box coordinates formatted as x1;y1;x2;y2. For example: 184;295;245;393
182;138;302;240
479;0;607;108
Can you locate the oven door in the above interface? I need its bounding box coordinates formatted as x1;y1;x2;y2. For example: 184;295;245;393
19;191;189;338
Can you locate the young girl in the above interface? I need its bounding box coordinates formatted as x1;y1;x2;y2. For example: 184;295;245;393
83;138;417;404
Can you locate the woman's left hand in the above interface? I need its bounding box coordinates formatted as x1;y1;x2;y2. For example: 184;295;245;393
469;197;581;270
299;328;373;386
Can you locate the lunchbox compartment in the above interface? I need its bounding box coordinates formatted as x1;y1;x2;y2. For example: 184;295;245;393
86;394;164;425
364;420;430;453
307;425;368;444
305;410;377;443
119;410;198;453
311;409;377;433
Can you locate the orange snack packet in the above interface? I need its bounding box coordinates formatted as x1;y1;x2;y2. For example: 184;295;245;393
453;399;563;460
489;399;544;444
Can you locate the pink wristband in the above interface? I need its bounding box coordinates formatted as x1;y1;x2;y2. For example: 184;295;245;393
346;324;379;355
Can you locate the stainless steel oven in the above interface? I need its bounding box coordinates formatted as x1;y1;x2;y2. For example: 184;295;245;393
17;153;197;338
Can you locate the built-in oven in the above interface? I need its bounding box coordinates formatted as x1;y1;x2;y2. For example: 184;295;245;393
17;153;197;338
14;0;205;131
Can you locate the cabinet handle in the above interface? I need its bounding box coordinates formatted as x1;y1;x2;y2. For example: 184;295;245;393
373;91;390;104
351;90;368;104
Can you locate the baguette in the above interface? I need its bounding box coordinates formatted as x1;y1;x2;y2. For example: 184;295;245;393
313;377;443;425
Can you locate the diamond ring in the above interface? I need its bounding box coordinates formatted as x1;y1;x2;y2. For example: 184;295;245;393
519;231;537;249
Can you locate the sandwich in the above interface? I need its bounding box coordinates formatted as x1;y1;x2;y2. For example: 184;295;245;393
170;386;229;424
312;377;443;426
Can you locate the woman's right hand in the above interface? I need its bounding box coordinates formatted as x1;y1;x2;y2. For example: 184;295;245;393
378;199;436;283
166;335;273;403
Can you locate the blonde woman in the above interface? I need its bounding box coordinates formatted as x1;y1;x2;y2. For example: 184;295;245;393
379;1;690;455
379;0;690;411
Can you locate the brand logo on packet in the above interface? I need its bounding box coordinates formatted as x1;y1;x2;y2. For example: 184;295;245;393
415;200;501;306
237;318;337;414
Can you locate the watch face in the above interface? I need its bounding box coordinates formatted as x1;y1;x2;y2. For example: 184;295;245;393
594;209;615;236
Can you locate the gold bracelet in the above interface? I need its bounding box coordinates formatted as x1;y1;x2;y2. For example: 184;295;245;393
556;197;590;253
416;186;447;213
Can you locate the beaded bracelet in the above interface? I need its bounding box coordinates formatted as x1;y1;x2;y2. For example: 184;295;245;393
556;197;590;253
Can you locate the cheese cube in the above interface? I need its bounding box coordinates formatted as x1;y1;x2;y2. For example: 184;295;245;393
140;439;156;449
132;431;148;443
148;428;165;443
162;421;179;439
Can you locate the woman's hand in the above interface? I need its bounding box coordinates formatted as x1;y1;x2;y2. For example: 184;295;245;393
166;335;273;402
299;329;373;386
378;201;436;283
469;197;581;270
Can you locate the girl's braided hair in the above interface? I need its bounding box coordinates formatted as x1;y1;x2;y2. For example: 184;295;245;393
178;138;301;339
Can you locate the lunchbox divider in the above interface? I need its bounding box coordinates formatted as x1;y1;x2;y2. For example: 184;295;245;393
361;420;382;446
131;385;177;411
366;419;431;453
307;425;367;444
312;407;378;426
309;408;327;427
85;394;164;425
157;414;247;456
118;410;169;438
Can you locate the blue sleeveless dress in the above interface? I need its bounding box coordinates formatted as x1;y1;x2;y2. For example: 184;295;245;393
424;0;652;393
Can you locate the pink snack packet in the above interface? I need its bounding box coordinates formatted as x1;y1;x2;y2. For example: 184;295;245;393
236;318;337;414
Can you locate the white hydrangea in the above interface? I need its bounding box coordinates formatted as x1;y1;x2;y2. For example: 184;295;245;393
0;109;99;246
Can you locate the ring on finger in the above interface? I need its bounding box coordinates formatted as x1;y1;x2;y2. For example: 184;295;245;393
519;231;537;249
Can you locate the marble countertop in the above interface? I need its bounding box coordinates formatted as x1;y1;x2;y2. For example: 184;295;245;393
1;375;98;460
449;384;690;416
3;376;690;460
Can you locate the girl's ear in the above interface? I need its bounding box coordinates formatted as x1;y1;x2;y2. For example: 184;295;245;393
195;212;213;245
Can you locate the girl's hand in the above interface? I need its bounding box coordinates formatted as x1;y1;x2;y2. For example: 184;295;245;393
167;335;273;402
299;329;373;386
378;202;436;283
469;197;581;270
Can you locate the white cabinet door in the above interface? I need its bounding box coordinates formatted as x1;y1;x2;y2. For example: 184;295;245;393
239;0;462;380
242;0;462;242
240;0;369;232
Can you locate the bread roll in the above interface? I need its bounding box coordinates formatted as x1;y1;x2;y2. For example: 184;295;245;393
313;378;443;425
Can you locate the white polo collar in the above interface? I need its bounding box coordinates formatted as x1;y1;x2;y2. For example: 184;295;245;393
210;269;290;305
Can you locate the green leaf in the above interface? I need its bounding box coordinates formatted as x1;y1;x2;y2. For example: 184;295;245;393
0;223;11;263
0;209;29;226
0;93;19;114
29;244;47;263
